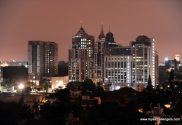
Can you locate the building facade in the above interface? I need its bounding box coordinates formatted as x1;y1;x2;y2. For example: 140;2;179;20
103;35;157;89
104;54;132;89
131;36;156;86
28;41;58;84
69;27;95;81
43;42;58;76
69;26;158;89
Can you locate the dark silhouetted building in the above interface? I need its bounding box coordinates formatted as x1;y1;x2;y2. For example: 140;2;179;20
2;66;28;85
58;61;68;76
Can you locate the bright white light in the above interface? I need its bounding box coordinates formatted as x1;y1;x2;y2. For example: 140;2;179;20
55;80;65;89
165;57;169;61
152;38;155;42
115;86;120;90
18;83;24;90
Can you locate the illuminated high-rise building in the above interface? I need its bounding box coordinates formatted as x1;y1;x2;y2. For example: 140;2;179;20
103;35;157;89
131;35;156;86
68;26;94;81
43;42;58;76
28;41;58;84
69;26;158;89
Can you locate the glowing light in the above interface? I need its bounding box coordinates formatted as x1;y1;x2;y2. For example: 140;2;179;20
0;62;8;67
164;104;171;109
138;108;143;113
115;86;120;90
41;99;48;103
54;80;65;89
18;83;24;90
165;57;169;61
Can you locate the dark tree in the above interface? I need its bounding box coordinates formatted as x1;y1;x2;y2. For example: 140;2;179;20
66;81;82;90
168;69;174;83
40;78;51;93
82;79;96;93
146;75;153;92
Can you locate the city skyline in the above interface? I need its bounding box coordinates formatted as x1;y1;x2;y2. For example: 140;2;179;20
0;0;182;62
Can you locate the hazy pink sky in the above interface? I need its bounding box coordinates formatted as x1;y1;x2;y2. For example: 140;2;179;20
0;0;182;62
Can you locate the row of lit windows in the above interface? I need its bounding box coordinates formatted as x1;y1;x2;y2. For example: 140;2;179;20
105;62;128;68
105;56;130;61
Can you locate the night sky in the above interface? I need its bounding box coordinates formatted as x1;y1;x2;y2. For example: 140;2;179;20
0;0;182;62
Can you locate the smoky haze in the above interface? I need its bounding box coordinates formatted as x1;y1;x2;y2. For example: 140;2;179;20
0;0;182;62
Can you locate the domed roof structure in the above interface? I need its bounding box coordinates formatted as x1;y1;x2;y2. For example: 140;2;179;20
136;35;150;43
131;35;151;46
105;32;115;43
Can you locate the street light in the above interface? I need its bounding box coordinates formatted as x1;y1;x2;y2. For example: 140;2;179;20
18;83;25;90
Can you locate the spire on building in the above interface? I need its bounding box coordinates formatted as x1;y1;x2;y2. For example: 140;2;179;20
98;24;105;40
74;26;88;37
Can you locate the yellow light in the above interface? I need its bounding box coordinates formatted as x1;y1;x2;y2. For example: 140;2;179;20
55;81;64;88
138;108;143;113
164;104;171;109
42;99;48;103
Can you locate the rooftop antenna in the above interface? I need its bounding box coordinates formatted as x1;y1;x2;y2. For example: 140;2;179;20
101;23;104;33
80;20;83;28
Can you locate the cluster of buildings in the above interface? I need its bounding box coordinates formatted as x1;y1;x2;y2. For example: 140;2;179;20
1;25;182;92
0;41;67;92
159;55;182;83
69;26;158;89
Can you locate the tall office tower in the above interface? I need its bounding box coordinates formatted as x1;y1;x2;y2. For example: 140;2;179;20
28;41;44;84
44;42;58;76
93;25;106;83
69;26;95;81
131;35;156;86
28;41;58;84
